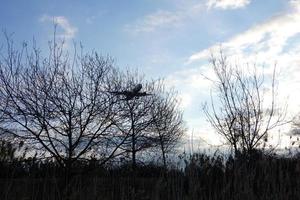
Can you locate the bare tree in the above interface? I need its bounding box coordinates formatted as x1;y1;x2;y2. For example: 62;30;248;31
108;70;160;170
204;52;286;157
0;35;123;179
104;70;186;173
150;87;185;168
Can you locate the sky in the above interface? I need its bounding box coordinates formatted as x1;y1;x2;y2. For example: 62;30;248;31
1;0;300;151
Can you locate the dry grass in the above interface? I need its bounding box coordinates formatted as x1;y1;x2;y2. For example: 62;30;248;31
1;153;300;200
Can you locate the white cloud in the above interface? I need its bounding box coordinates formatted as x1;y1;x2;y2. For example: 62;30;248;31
125;10;183;33
40;15;77;40
125;0;250;34
166;67;213;90
166;0;300;144
124;2;205;34
189;1;300;64
206;0;251;10
178;92;193;109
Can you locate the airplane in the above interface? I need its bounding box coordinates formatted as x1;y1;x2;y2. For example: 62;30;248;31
109;84;152;100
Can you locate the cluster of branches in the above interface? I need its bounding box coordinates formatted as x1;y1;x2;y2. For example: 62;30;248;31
204;52;286;158
0;35;185;177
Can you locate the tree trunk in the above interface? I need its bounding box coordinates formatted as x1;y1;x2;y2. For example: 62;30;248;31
63;159;73;199
132;134;136;170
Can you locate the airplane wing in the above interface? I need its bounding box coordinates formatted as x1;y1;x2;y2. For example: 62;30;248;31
108;91;132;96
136;92;152;97
108;91;123;95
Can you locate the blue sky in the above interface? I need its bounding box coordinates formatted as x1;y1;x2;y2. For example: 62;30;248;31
1;0;300;148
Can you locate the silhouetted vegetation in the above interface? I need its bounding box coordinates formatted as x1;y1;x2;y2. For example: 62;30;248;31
0;33;299;200
203;51;286;158
1;141;300;200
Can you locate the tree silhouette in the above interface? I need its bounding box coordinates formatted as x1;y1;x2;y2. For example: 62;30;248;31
0;35;124;181
150;86;185;168
204;52;286;158
108;70;158;170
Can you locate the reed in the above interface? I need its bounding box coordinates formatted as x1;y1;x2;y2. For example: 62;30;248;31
1;151;300;200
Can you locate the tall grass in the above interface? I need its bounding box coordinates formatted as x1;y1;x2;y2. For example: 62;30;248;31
1;152;300;200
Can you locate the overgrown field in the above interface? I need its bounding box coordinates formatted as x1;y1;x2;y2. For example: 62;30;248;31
1;153;300;200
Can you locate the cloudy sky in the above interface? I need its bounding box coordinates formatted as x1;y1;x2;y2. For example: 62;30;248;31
1;0;300;148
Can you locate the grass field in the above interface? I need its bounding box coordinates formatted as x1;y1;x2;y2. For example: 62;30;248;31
1;152;300;200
